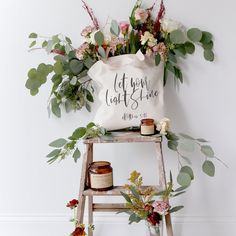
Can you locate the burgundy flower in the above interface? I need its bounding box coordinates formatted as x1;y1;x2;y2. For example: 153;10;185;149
144;204;154;213
71;226;85;236
147;212;161;226
66;199;79;209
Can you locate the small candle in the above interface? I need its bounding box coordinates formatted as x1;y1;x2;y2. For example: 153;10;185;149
140;118;155;136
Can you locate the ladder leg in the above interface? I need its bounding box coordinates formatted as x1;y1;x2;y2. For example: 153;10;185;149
77;144;93;224
87;144;94;236
156;142;174;236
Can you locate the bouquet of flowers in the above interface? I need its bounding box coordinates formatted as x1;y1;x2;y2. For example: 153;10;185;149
26;0;214;117
121;171;185;235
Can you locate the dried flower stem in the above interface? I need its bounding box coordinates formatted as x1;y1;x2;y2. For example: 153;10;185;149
154;0;165;33
81;0;100;30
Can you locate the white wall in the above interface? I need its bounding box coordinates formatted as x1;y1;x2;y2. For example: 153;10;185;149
0;0;235;235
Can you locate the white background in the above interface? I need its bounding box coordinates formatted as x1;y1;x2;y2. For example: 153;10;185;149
0;0;235;235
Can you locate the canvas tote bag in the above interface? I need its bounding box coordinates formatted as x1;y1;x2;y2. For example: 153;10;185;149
88;51;164;130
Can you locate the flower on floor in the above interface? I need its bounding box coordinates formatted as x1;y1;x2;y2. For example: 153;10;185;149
67;198;95;236
66;199;79;209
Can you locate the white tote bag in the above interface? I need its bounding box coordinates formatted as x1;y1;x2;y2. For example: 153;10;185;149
88;52;164;130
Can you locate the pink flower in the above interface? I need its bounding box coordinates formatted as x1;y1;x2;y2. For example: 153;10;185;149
109;36;125;55
153;42;167;59
134;8;149;23
75;42;90;60
119;21;129;34
152;201;170;215
81;25;95;37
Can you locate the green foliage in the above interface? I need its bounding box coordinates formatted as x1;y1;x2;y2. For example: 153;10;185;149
121;171;185;224
170;30;186;44
155;53;161;66
165;131;222;187
110;20;120;36
94;31;104;46
47;123;109;164
202;160;215;177
187;28;202;42
26;33;97;117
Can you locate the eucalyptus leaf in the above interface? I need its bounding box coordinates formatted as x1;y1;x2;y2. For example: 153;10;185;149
177;172;191;187
120;191;131;203
46;149;61;157
166;131;179;141
204;50;214;61
203;41;213;50
129;213;142;224
51;97;61;118
201;145;214;157
94;31;104;46
72;127;86;139
69;59;83;75
65;36;72;44
73;148;81;162
196;138;208;143
29;32;38;38
98;46;106;58
87;122;96;129
49;138;67;147
168;140;178;151
29;40;36;48
168;52;177;63
184;42;195;54
169;205;184;213
155;53;161;66
181;156;192;165
179;141;195;152
180;166;194;180
110;20;120;36
53;61;64;75
200;31;212;44
30;88;39;96
179;133;194;140
170;30;186;44
187;28;202;42
130;186;140;200
202;160;215;177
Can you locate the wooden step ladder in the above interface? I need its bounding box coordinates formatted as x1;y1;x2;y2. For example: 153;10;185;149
76;132;174;236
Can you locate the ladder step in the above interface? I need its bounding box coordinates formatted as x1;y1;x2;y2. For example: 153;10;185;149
93;203;127;212
83;185;162;196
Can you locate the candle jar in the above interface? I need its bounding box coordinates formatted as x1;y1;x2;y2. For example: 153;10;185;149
88;161;113;191
140;118;155;136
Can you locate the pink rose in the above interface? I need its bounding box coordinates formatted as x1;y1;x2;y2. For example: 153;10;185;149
119;21;129;34
81;25;95;37
134;8;149;23
152;201;170;215
75;42;90;60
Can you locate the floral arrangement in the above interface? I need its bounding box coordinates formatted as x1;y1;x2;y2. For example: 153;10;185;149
121;171;185;232
66;199;94;236
26;0;215;117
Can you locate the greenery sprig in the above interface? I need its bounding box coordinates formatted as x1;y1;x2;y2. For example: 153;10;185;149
47;122;108;164
26;33;97;117
165;131;227;187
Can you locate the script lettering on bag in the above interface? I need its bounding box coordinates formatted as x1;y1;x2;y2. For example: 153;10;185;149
105;73;159;110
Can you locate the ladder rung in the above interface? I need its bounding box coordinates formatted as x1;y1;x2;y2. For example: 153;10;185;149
93;203;128;212
83;185;162;196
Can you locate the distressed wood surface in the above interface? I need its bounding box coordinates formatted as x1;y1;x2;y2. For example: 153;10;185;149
93;203;128;212
83;185;162;196
156;142;174;236
77;144;93;224
84;132;162;144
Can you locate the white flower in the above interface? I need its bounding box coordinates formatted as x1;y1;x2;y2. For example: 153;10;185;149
160;18;182;33
156;117;171;135
141;31;157;47
134;8;149;23
85;30;98;45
